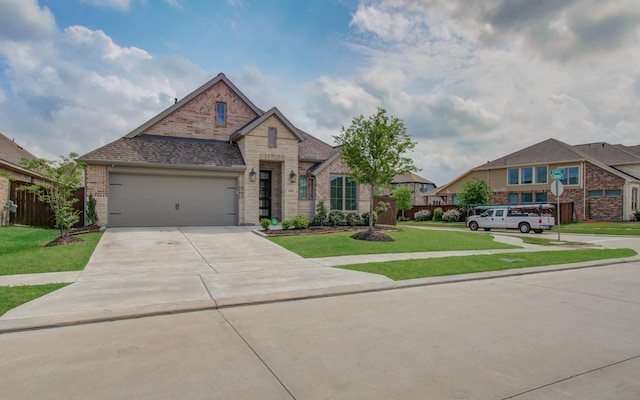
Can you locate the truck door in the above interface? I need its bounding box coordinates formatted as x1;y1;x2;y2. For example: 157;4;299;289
493;209;506;228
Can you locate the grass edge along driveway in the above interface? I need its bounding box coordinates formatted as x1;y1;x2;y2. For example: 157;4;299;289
268;228;517;258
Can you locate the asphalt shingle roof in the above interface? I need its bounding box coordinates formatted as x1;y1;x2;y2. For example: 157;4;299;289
0;132;38;167
78;135;245;167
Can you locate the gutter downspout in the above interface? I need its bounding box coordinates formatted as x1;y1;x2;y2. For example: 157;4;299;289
583;161;586;221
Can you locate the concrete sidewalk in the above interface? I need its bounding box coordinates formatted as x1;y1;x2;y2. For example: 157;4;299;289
1;226;638;333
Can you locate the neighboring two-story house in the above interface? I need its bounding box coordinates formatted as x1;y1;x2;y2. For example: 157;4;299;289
432;138;640;221
79;73;371;227
382;172;441;206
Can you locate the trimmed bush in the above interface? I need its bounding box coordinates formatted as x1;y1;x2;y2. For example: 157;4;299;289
292;215;310;229
442;209;461;222
281;219;291;229
260;218;271;230
86;193;98;226
414;210;432;221
433;207;444;221
635;209;640;221
345;212;360;226
361;211;377;226
328;210;345;226
313;201;328;226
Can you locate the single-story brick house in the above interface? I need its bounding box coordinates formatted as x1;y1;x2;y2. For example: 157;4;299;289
79;73;371;227
432;138;640;221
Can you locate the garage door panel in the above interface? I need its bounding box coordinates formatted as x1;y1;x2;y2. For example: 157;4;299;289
109;173;237;227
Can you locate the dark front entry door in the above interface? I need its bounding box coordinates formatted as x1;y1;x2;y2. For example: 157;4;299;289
259;170;272;219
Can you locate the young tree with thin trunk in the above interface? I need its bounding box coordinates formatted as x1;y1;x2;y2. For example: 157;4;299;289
392;186;413;219
335;108;417;236
20;153;85;239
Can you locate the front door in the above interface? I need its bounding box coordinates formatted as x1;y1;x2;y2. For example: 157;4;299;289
259;170;272;219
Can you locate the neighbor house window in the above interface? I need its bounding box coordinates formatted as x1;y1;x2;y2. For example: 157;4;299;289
299;176;308;199
605;189;621;197
521;168;533;184
508;193;519;203
330;174;357;211
268;127;277;148
535;192;548;203
560;166;579;185
508;169;519;185
588;190;603;198
632;188;638;210
215;102;226;125
452;194;459;205
535;166;548;183
521;193;533;203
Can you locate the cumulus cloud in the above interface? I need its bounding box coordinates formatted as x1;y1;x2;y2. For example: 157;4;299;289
0;11;208;158
0;0;57;40
302;0;640;184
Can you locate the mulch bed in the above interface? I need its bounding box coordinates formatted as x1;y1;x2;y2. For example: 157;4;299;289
264;225;401;241
45;235;84;247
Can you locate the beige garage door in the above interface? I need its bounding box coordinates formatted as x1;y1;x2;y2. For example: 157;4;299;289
109;173;238;227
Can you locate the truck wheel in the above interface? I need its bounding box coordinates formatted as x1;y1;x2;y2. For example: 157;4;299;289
468;221;479;231
533;229;543;234
519;223;531;233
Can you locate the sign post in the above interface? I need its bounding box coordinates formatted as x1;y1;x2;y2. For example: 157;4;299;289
550;169;564;241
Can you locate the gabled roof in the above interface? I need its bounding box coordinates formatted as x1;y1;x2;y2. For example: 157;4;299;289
0;132;38;167
78;134;245;170
229;107;305;142
574;142;640;165
483;138;586;168
298;129;336;162
392;172;434;185
125;73;263;139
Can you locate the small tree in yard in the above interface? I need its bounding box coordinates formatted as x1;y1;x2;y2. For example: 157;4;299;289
392;186;413;220
458;178;492;211
20;153;85;239
335;108;417;239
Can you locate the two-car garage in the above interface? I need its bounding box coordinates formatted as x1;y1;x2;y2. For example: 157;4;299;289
108;171;238;227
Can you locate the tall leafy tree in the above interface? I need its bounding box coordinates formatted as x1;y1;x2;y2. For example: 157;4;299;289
21;153;85;238
458;178;492;210
335;108;417;233
391;186;413;219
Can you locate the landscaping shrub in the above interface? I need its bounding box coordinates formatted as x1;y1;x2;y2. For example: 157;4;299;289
345;212;360;226
292;215;310;229
328;210;345;226
635;209;640;221
433;207;443;221
313;201;328;226
442;209;461;222
414;210;432;221
260;218;271;230
361;211;377;226
86;193;98;226
281;219;291;229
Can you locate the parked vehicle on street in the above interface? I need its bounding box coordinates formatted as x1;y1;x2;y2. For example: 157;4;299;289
466;204;555;234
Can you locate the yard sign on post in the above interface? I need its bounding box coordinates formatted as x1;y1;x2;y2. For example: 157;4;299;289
550;169;564;241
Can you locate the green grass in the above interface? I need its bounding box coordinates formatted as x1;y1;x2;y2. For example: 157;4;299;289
558;222;640;236
399;220;467;229
268;228;518;258
339;248;637;280
0;227;102;275
0;283;69;316
519;236;586;246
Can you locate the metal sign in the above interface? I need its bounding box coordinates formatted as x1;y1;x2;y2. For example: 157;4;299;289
550;169;564;180
550;180;564;196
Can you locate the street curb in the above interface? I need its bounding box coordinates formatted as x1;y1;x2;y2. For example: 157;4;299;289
2;256;638;335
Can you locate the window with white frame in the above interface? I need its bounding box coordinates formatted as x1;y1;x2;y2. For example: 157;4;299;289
508;166;548;185
215;102;226;126
632;188;638;210
559;166;580;185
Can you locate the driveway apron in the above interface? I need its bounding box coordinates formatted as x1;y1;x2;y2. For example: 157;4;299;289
0;227;391;328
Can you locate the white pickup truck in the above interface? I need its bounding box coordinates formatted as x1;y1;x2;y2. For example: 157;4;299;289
466;206;555;234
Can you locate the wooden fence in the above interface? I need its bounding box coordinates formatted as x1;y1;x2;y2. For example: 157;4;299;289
9;180;85;228
374;196;396;226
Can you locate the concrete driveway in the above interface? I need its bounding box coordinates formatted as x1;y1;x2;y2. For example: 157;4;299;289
0;227;392;330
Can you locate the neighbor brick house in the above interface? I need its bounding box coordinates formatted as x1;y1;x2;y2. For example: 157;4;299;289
0;132;41;224
78;73;371;227
432;138;640;221
381;172;442;206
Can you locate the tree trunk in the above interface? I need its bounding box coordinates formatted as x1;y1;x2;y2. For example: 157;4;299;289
369;184;375;233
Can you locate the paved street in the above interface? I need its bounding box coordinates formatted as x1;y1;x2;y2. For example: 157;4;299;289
2;261;639;399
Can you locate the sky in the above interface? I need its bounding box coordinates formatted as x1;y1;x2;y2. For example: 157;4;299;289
0;0;639;185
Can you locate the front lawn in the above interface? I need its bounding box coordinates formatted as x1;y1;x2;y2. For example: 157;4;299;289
339;248;637;280
0;227;102;275
0;283;69;316
558;221;640;236
268;228;517;258
399;220;466;229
